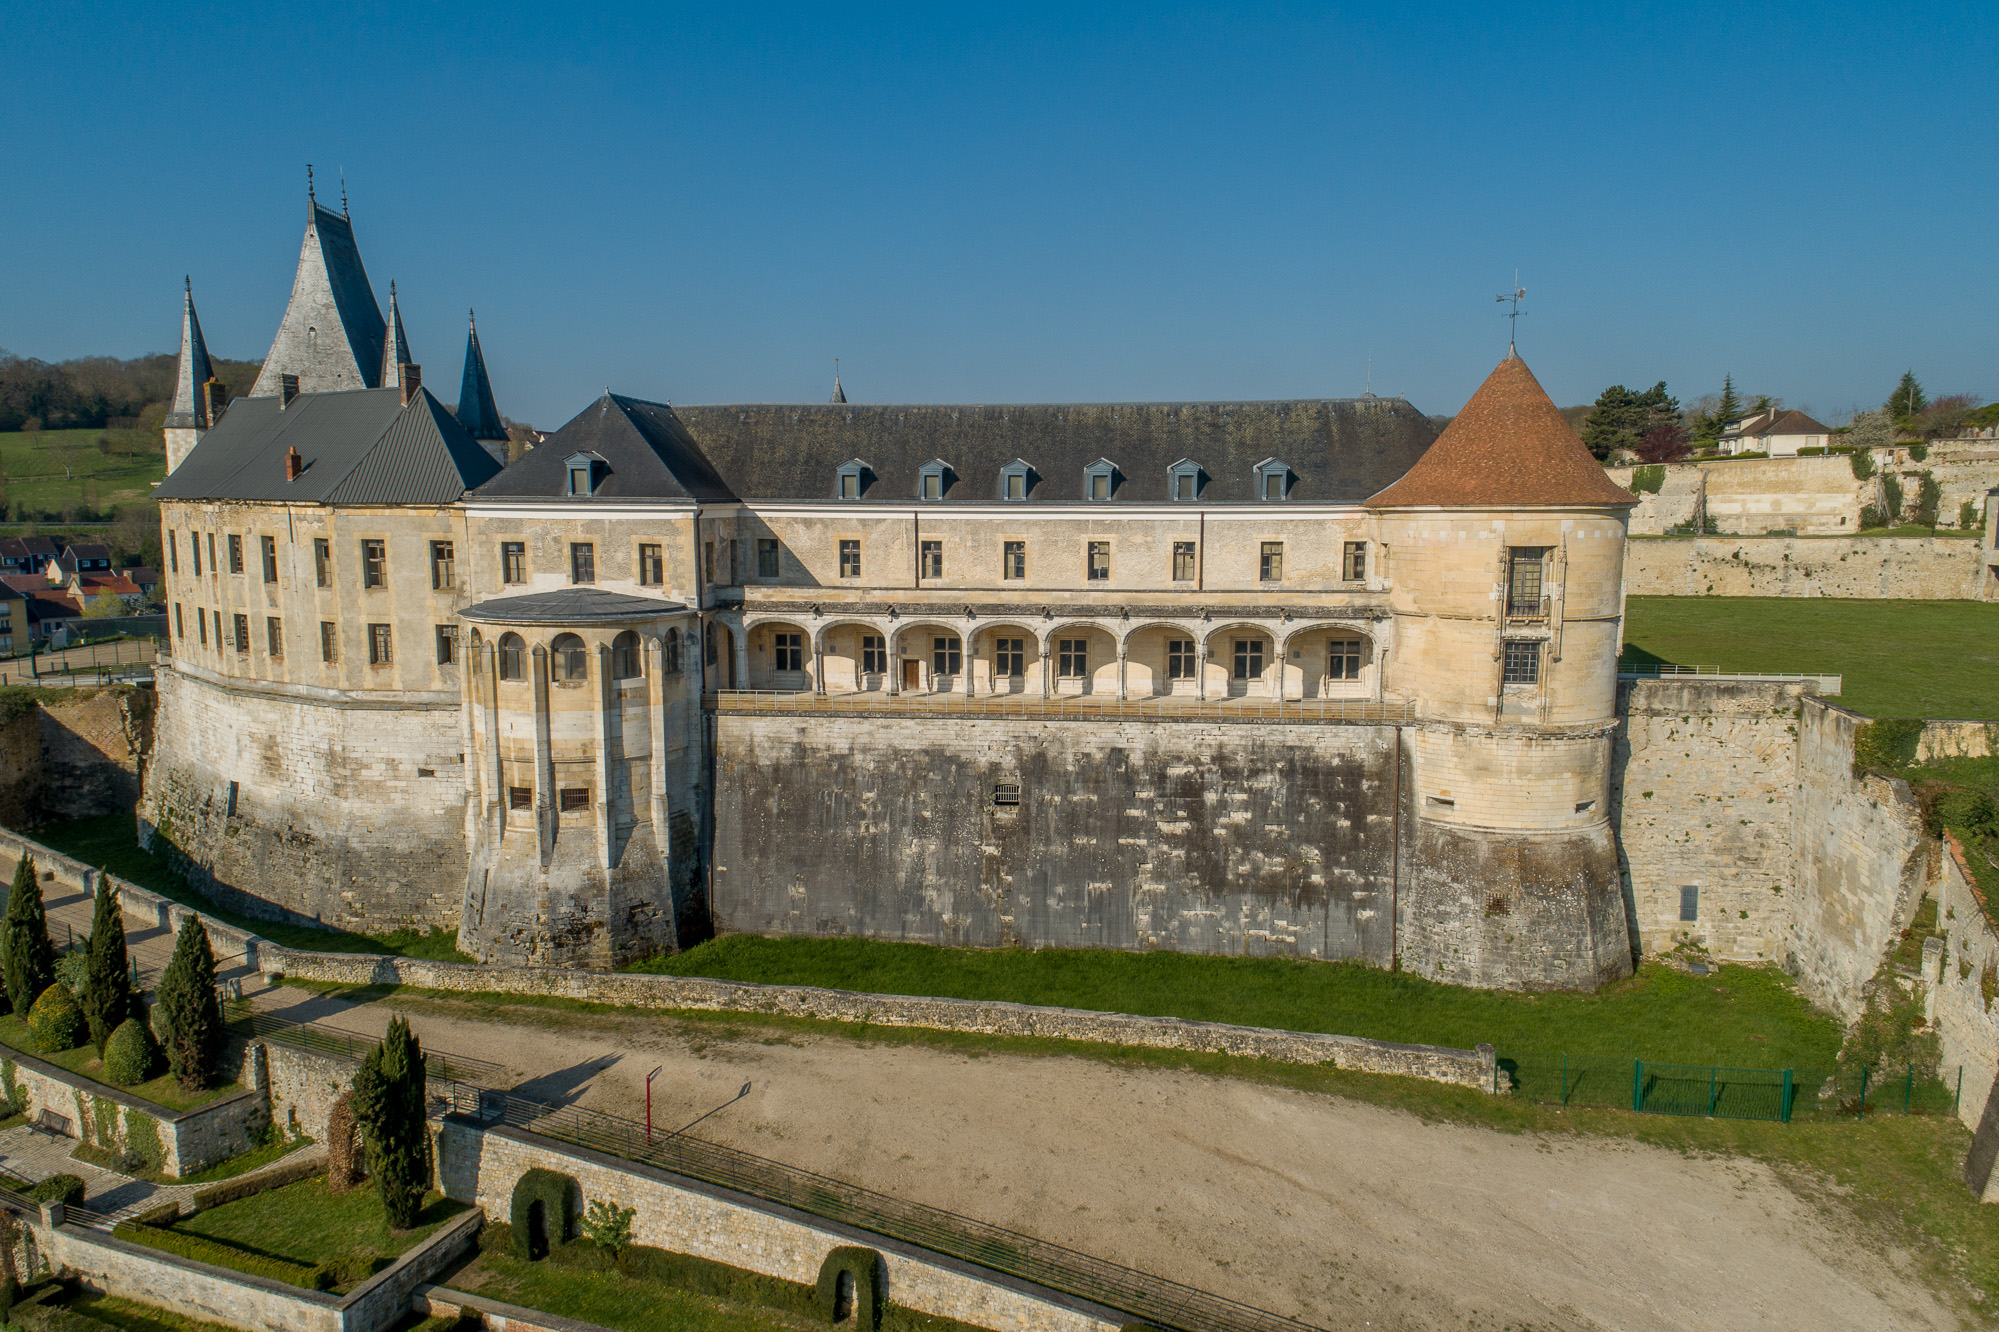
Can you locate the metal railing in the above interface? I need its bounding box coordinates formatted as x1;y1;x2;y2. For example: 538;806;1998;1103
0;637;162;687
705;689;1415;724
226;1010;510;1089
1499;1052;1959;1122
1616;662;1842;692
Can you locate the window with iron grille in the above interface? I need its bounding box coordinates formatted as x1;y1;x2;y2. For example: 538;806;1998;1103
1087;541;1110;581
228;534;244;574
920;540;943;579
313;538;330;587
1327;637;1364;680
933;636;962;675
261;535;278;583
361;539;386;589
1507;547;1546;615
757;539;780;579
320;621;336;663
839;540;861;578
1057;638;1087;677
560;787;590;813
1502;639;1540;684
773;632;803;672
993;782;1022;806
502;541;526;584
1342;541;1367;582
168;532;178;574
993;637;1024;677
1003;541;1025;580
1167;639;1197;679
509;786;532;810
570;543;595;584
861;634;886;674
1232;638;1264;679
368;623;392;665
232;613;249;654
265;616;282;659
436;625;458;665
431;541;455;590
1172;541;1197;581
639;543;665;585
1259;542;1284;581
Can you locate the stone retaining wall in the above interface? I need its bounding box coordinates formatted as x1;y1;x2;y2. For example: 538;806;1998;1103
1918;719;1999;762
1623;535;1985;598
0;1047;265;1178
1931;835;1999;1141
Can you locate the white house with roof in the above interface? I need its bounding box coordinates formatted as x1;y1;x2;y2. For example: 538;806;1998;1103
1718;408;1834;457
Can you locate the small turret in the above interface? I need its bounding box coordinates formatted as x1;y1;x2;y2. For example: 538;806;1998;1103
830;357;848;404
381;280;416;389
455;309;509;461
164;278;219;475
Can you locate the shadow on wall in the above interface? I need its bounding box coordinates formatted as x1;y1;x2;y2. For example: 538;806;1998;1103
0;686;154;826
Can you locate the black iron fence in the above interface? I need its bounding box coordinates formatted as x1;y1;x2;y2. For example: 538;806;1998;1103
1499;1052;1960;1122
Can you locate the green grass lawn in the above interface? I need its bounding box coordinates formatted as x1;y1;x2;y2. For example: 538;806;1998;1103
0;1013;234;1112
0;429;165;518
52;1291;247;1332
168;1178;464;1290
1621;595;1999;719
25;813;472;961
630;935;1841;1070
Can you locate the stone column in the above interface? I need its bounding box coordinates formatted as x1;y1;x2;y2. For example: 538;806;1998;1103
732;619;749;693
593;643;615;872
532;644;553;868
813;641;826;695
1273;632;1289;702
1196;643;1210;701
1039;645;1052;699
887;628;900;696
481;639;502;853
647;635;670;857
1117;648;1128;700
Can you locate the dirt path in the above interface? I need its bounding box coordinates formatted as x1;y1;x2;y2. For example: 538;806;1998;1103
253;985;1964;1332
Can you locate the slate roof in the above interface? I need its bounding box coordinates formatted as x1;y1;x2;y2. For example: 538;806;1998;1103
165;279;216;429
381;282;415;389
455;312;507;441
1753;409;1832;437
251;202;388;397
1366;353;1637;509
155;386;502;505
460;588;691;625
479;394;1438;505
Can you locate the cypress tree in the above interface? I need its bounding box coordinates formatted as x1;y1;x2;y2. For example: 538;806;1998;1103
1715;374;1743;427
353;1016;430;1229
79;882;132;1054
155;917;220;1091
2;857;55;1019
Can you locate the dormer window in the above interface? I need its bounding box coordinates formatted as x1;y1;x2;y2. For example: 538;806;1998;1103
1255;458;1293;501
564;451;606;497
1168;459;1205;502
836;459;872;500
999;459;1035;502
918;460;953;501
1083;459;1119;502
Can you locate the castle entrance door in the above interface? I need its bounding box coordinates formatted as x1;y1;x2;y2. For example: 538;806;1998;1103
901;659;921;690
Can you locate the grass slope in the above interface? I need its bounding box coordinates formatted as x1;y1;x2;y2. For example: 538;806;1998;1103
0;1013;234;1112
169;1178;464;1290
631;936;1841;1069
1622;595;1999;719
0;429;165;516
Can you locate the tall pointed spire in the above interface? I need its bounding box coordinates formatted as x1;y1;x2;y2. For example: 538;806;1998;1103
165;278;215;430
252;189;388;397
380;280;415;388
455;309;507;441
830;357;847;404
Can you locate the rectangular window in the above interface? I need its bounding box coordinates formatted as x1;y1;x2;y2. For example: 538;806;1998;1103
773;631;803;672
168;532;178;574
313;538;330;587
1507;548;1546;616
232;613;249;654
839;539;861;578
1090;472;1109;501
502;541;526;584
174;604;184;638
361;539;386;589
1343;541;1367;582
920;540;943;579
993;637;1024;677
196;608;207;646
755;539;779;579
727;539;738;584
320;621;337;663
509;786;532;811
570;543;595;584
1232;638;1264;680
559;787;589;813
839;473;860;499
260;535;278;583
1502;639;1541;684
1263;471;1283;501
1259;542;1284;582
1174;472;1196;501
368;623;392;665
228;534;244;574
861;634;886;674
190;535;201;577
436;624;458;665
704;541;716;583
921;472;942;500
1172;541;1197;581
1004;472;1026;500
1167;639;1197;679
1679;885;1700;922
1002;540;1025;580
1087;541;1110;581
206;532;216;574
1327;637;1364;680
1057;638;1088;678
933;636;962;676
639;543;665;585
265;616;282;658
431;541;455;590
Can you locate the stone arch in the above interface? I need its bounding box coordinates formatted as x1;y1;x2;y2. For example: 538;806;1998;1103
888;620;969;693
497;631;528;683
743;618;814;691
550;632;589;684
1202;621;1278;697
705;619;736;688
1042;620;1119;696
811;618;890;694
968;620;1042;695
611;629;644;680
1278;620;1382;700
1119;620;1206;698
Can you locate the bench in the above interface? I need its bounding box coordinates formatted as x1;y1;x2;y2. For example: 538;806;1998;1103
33;1109;72;1139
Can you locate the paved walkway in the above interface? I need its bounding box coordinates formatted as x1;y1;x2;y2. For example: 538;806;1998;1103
0;1123;323;1223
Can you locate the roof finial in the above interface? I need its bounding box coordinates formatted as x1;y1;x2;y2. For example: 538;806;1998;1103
390;279;396;298
184;275;192;296
340;169;348;217
1496;270;1526;351
307;163;315;204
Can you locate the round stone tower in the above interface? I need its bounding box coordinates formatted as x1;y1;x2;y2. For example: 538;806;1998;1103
1367;351;1639;989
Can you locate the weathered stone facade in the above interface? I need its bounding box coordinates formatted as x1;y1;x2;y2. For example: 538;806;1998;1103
1624;534;1987;599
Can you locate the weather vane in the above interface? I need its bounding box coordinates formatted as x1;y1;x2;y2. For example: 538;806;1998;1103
1496;271;1526;348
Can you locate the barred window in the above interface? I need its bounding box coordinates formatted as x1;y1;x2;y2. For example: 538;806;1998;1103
320;621;337;663
559;788;589;813
265;616;282;659
232;613;249;654
1507;548;1547;616
509;786;532;810
1502;639;1541;685
1167;639;1197;679
228;534;244;574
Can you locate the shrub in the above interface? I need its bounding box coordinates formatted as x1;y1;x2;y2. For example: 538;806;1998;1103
102;1017;160;1086
1850;449;1877;480
1629;464;1665;495
1859;505;1882;530
1960;501;1981;530
1883;473;1904;523
53;952;88;996
111;1221;333;1289
1928;786;1999;840
509;1169;578;1259
1910;442;1929;461
1853;718;1924;776
186;1150;324;1209
581;1199;636;1256
26;984;83;1054
27;1175;84;1210
122;1108;163;1174
816;1246;883;1329
1796;446;1824;456
2;855;55;1018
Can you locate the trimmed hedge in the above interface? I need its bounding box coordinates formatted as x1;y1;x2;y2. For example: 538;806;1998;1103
27;1175;84;1210
111;1222;333;1290
509;1169;577;1260
817;1246;883;1329
103;1018;160;1086
189;1152;325;1211
26;985;83;1055
129;1200;180;1227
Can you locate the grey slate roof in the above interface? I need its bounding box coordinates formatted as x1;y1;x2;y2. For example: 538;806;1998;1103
155;387;502;505
381;282;415;389
455;312;507;441
251;203;388;397
460;588;690;624
471;394;733;502
165;280;215;429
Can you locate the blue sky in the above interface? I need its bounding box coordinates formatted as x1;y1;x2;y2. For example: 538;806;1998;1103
2;2;1993;428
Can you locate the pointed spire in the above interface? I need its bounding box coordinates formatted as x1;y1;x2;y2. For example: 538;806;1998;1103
340;170;349;218
380;280;415;388
455;308;507;440
164;279;216;430
252;190;388;396
830;357;847;404
307;163;315;209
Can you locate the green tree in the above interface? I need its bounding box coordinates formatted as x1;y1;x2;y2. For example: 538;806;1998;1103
1;856;55;1018
82;591;123;620
1715;375;1743;428
1911;471;1943;530
78;882;132;1054
154;916;219;1091
1581;385;1641;460
352;1015;430;1229
1887;370;1927;425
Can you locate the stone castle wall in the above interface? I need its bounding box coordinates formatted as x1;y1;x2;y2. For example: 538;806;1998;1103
1623;535;1985;599
140;665;470;934
1929;836;1999;1134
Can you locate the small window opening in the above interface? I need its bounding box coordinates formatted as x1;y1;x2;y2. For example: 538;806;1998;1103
993;782;1022;807
509;786;532;810
1679;885;1700;922
559;787;590;813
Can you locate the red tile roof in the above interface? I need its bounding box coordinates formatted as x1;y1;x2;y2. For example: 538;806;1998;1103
1366;352;1637;509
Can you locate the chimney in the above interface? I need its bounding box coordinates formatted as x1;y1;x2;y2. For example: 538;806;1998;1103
285;447;303;482
401;364;422;406
279;374;300;409
202;378;228;426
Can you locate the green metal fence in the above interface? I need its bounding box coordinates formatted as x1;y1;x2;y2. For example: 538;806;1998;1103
1498;1052;1961;1123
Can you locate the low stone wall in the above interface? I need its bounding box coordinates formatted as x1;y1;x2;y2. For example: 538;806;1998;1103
1624;535;1984;598
0;1047;265;1178
259;947;1499;1091
1918;719;1999;762
438;1121;1126;1332
1604;465;1703;535
1931;835;1999;1139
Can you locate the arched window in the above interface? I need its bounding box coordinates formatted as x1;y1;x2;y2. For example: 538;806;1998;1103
469;630;483;674
552;633;588;682
498;632;526;681
664;627;682;674
611;630;643;680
